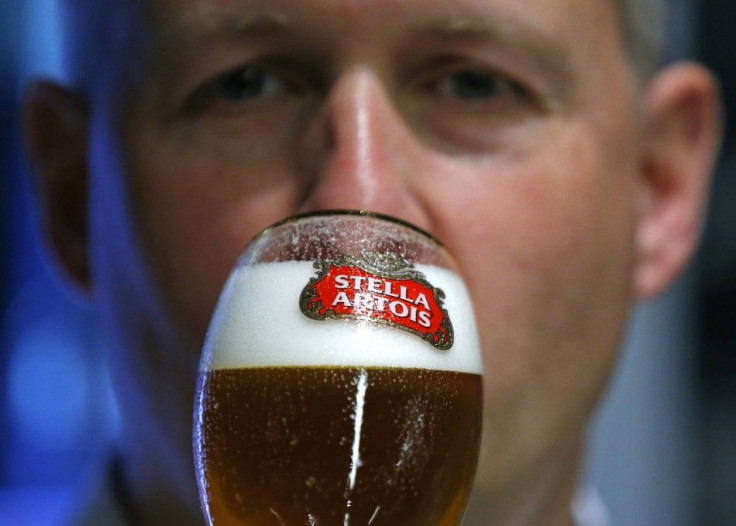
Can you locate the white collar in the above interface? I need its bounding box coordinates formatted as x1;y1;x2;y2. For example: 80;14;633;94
572;487;611;526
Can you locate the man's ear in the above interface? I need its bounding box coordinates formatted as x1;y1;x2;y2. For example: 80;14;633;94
23;81;92;294
634;63;722;300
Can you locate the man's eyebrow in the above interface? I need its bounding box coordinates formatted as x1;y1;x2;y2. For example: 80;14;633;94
413;13;574;87
161;9;293;48
416;13;560;53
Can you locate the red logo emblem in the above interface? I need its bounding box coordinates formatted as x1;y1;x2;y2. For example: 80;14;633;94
299;253;454;350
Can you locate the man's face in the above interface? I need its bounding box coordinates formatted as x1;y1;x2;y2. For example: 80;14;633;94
93;0;642;493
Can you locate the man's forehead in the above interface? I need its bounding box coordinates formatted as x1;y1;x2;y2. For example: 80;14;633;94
142;0;617;53
144;0;611;30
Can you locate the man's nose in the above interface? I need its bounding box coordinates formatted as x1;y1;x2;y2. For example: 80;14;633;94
297;67;430;229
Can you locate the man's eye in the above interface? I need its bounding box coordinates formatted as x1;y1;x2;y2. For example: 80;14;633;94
183;62;312;116
211;66;284;101
435;70;518;101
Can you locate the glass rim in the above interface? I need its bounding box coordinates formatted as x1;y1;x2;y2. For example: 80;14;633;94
252;209;444;248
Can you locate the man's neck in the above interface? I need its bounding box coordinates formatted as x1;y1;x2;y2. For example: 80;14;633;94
462;432;583;526
117;377;585;526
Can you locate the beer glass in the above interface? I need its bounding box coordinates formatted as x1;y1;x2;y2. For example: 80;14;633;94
194;211;482;525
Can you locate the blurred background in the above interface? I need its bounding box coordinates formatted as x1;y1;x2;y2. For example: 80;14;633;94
0;0;734;524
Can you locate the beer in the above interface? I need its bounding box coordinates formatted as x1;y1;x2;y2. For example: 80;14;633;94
195;261;482;525
198;367;481;525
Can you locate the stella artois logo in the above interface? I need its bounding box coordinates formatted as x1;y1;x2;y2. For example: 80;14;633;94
299;252;454;350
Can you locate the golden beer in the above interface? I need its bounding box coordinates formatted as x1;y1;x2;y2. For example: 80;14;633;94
197;367;481;525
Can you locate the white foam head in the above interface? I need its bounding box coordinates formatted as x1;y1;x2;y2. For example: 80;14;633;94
201;261;482;374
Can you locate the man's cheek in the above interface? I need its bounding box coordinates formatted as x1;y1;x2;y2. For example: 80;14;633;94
154;191;304;346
